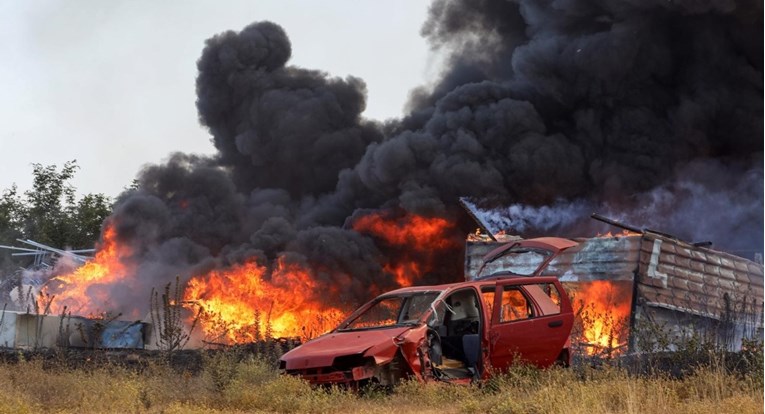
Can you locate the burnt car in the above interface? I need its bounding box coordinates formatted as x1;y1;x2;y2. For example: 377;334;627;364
279;276;573;386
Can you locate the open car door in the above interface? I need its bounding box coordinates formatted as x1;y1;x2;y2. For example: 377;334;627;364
488;276;573;370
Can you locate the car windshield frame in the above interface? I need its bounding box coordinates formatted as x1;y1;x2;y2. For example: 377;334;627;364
336;290;442;332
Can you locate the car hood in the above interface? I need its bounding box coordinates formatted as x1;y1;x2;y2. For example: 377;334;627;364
281;326;411;370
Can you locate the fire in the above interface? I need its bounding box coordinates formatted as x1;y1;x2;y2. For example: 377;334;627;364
39;211;461;345
571;281;632;356
467;228;510;242
183;258;345;343
42;223;134;317
182;211;460;343
353;213;456;250
383;262;421;287
596;230;641;238
352;212;458;287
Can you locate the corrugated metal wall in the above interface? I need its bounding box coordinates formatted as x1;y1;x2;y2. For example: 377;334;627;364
636;232;763;319
631;232;763;351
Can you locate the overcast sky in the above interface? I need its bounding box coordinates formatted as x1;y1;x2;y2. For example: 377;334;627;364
0;1;435;198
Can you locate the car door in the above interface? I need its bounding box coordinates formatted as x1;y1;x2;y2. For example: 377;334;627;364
477;237;579;279
488;276;573;370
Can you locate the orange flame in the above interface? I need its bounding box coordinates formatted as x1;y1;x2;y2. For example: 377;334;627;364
596;230;641;238
353;213;456;250
183;258;345;343
352;212;458;287
180;212;459;343
41;212;462;345
42;223;135;317
571;281;632;356
383;262;421;287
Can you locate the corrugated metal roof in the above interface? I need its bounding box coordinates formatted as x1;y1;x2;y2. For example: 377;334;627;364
636;232;764;320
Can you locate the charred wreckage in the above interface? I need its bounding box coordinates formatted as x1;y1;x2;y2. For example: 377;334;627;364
0;213;762;387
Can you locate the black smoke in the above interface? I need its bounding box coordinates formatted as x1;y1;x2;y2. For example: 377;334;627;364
97;0;760;316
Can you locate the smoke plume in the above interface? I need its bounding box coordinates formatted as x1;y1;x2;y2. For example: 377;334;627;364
65;0;764;317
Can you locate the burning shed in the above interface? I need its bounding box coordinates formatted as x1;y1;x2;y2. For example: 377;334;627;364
463;214;764;355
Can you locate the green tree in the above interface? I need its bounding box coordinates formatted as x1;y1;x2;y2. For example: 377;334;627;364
67;193;112;249
0;185;25;240
22;161;79;247
0;160;112;252
0;185;26;273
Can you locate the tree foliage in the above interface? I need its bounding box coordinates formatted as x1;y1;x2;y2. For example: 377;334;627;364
0;161;112;270
0;185;25;245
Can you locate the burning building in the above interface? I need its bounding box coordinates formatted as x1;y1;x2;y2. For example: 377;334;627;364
463;209;764;355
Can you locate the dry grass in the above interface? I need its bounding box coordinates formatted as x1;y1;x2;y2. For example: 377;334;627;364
0;354;761;414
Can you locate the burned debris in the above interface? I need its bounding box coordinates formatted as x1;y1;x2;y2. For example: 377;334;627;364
462;204;764;357
0;240;150;351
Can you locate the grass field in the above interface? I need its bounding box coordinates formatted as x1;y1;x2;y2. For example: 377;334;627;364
0;350;761;414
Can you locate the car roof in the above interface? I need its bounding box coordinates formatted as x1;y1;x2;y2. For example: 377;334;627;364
380;276;551;296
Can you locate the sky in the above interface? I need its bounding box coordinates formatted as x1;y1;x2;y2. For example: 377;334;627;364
0;0;435;198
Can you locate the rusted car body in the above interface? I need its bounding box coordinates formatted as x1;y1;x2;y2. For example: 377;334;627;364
279;275;573;386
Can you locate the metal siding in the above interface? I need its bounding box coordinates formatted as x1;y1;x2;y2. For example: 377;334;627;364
464;241;499;281
546;236;640;282
14;314;61;349
0;311;19;348
636;233;763;322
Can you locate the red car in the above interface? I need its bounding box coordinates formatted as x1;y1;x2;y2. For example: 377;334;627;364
279;276;573;386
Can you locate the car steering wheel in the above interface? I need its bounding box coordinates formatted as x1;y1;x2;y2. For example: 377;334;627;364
426;327;443;366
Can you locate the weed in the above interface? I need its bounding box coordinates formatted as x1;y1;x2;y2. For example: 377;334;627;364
150;276;200;356
0;349;760;413
203;350;241;393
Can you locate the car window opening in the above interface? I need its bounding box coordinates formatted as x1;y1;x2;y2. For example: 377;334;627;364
339;292;440;331
500;286;535;322
478;247;552;279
